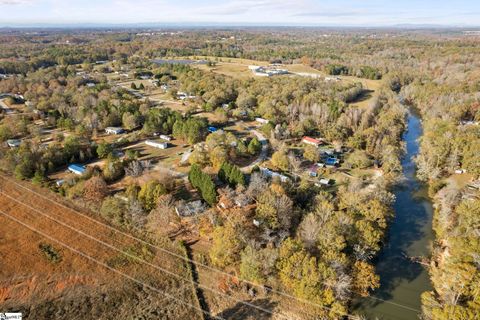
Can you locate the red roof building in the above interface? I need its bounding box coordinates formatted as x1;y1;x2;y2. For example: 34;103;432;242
302;136;323;147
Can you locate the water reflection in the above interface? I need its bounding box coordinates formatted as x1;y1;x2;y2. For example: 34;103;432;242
353;112;433;319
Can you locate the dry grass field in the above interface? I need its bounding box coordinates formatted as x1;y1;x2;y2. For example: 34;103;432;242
0;175;203;319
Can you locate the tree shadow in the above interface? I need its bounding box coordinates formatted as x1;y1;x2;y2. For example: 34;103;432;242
216;298;278;320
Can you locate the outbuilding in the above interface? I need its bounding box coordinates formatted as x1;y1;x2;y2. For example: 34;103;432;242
159;135;172;141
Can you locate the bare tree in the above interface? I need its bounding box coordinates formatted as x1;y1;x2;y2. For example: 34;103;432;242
246;172;268;200
128;200;147;228
146;194;177;235
298;213;322;249
125;160;151;177
288;152;302;175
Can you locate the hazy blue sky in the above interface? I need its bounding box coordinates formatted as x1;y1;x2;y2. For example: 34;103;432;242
0;0;479;26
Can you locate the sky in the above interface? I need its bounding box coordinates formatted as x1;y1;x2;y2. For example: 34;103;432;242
0;0;479;27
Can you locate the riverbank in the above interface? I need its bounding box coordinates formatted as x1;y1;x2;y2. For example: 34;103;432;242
353;110;434;319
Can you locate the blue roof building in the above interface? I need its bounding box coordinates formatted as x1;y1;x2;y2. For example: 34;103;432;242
68;164;86;175
208;126;218;133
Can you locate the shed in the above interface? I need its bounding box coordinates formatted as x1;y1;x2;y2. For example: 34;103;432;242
208;126;218;133
159;135;172;141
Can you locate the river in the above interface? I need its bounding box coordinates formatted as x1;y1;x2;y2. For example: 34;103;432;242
353;110;434;319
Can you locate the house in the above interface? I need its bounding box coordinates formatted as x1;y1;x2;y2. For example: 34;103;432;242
105;127;124;135
255;118;269;124
208;126;218;133
86;82;96;88
159;135;172;141
260;167;290;183
175;200;206;217
56;179;65;187
177;92;196;100
317;178;333;186
145;140;168;149
325;157;340;167
302;136;323;147
6;139;21;148
68;164;86;175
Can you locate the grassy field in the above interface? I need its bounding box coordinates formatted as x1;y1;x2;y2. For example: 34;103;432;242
169;55;381;109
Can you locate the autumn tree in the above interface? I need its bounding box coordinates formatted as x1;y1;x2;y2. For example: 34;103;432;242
209;224;242;268
83;176;108;202
138;180;167;211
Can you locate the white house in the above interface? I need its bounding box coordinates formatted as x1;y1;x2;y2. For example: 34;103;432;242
105;127;124;135
145;140;168;149
255;118;269;124
318;178;333;186
260;167;290;183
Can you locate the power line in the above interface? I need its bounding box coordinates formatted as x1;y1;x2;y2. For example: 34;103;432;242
0;209;225;320
0;175;421;316
0;191;293;320
1;176;346;313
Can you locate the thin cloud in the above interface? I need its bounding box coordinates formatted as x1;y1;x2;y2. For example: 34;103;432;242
0;0;34;4
292;10;363;18
196;0;305;16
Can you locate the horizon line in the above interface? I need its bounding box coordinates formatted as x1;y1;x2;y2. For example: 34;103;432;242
1;22;480;30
